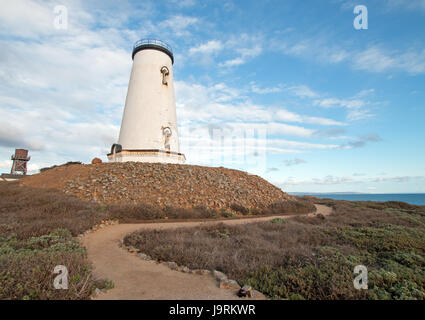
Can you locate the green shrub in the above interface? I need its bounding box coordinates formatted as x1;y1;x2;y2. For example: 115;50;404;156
270;218;286;224
0;230;95;300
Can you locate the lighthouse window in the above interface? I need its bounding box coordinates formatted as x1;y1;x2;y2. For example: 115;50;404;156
160;66;169;85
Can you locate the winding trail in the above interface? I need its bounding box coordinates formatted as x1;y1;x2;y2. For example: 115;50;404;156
81;204;332;300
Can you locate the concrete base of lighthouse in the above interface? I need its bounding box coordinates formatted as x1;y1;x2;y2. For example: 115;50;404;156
107;149;185;164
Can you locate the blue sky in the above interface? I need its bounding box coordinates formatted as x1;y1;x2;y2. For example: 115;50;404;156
0;0;424;193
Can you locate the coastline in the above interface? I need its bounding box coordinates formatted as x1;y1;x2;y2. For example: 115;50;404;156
289;192;425;206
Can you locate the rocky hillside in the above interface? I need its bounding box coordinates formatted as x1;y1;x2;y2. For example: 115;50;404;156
21;162;294;211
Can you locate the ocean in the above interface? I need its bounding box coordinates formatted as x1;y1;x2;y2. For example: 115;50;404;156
290;193;425;206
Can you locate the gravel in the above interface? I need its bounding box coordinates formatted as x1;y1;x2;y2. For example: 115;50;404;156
21;162;293;211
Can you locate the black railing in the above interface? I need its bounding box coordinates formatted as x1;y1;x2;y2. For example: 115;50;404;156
133;39;173;54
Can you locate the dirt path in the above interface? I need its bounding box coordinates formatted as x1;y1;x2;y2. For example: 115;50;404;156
81;204;332;300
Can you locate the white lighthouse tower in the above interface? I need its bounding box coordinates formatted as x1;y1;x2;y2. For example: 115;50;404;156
108;39;185;163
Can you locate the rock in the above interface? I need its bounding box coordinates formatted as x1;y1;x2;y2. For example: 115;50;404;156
252;290;266;299
91;158;102;164
128;247;138;253
194;269;210;275
181;266;190;273
22;162;295;213
238;285;253;298
213;270;227;281
167;261;178;270
94;288;102;296
137;253;151;260
219;279;240;290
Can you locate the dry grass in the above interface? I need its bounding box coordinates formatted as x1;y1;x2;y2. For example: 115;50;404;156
125;199;425;300
0;181;119;299
0;182;106;239
0;181;315;299
0;182;314;239
4;179;423;300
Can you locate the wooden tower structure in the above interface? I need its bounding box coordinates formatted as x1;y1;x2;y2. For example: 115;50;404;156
10;149;30;175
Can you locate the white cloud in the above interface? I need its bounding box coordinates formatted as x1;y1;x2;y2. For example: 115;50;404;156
275;109;345;126
268;139;339;149
353;47;397;73
313;98;365;109
0;122;45;150
313;88;378;121
279;174;425;187
286;85;319;98
0;1;395;181
371;176;425;183
251;83;283;94
336;0;425;12
280;175;356;186
352;46;425;74
283;158;306;166
0;0;53;38
189;40;223;55
346;109;374;121
275;109;302;123
250;83;319;99
339;134;382;149
219;57;245;67
384;0;425;11
169;0;197;8
179;123;301;167
0;0;134;167
267;122;315;137
355;89;375;98
159;15;198;37
173;78;345;166
329;50;350;63
236;45;263;59
219;35;263;67
27;163;41;173
306;117;345;126
178;122;341;168
0;159;12;171
176;80;350;144
273;31;425;75
274;36;351;66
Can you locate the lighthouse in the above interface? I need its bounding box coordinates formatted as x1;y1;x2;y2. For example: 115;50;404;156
108;39;185;163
